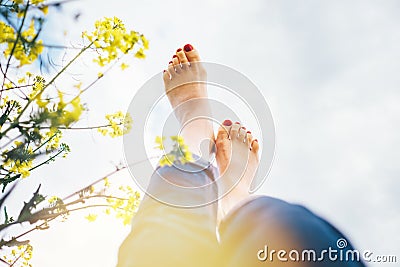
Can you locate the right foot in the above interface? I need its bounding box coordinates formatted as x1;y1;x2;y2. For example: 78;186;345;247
215;120;260;215
162;44;214;158
163;44;207;120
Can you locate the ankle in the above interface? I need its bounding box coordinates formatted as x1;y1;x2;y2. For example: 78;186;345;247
220;186;250;215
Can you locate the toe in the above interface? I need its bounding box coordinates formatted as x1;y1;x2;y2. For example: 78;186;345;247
184;44;201;62
238;126;247;141
246;131;253;145
163;70;170;82
167;61;175;75
230;122;241;139
251;139;259;152
176;48;189;68
217;120;233;140
172;55;181;72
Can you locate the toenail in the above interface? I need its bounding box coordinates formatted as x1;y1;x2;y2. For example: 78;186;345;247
169;61;173;64
254;139;258;142
184;44;193;52
177;48;182;52
235;122;240;124
241;127;246;130
163;70;166;72
223;120;232;126
247;131;251;134
173;55;177;58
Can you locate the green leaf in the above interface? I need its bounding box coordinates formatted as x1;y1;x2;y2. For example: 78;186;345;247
1;174;21;192
17;185;46;223
4;207;9;224
0;237;30;248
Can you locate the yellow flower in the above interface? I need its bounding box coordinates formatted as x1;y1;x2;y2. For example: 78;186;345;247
44;129;62;151
40;5;49;15
159;154;175;167
134;48;146;59
104;177;110;187
104;186;140;226
171;135;185;145
50;92;84;127
123;113;133;134
3;244;33;267
154;136;165;150
48;196;59;204
4;82;13;89
18;77;26;84
2;20;44;66
31;0;45;5
82;17;148;67
156;136;193;166
0;22;15;42
98;111;132;137
74;81;83;90
4;158;33;178
29;76;48;108
120;63;129;70
85;214;98;222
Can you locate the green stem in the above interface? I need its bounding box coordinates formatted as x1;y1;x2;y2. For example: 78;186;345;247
0;40;95;138
28;149;64;172
31;131;58;153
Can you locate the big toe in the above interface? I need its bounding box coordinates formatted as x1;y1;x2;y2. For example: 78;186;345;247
184;43;201;62
216;120;233;151
217;120;232;140
251;139;259;153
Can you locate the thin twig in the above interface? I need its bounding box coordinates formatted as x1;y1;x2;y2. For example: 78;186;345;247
0;84;34;93
0;156;157;247
28;149;64;172
0;1;30;100
38;124;117;130
0;257;10;266
0;41;95;138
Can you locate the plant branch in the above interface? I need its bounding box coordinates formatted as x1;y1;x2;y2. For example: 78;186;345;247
0;0;30;100
28;149;64;172
0;40;95;138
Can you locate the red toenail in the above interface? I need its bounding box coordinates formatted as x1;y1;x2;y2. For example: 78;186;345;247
169;61;173;64
235;122;240;124
241;127;246;130
163;70;166;72
173;55;177;58
254;139;258;142
223;120;232;126
184;44;193;52
177;48;182;52
247;131;251;134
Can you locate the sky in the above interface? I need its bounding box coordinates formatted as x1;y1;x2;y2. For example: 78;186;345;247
2;0;399;266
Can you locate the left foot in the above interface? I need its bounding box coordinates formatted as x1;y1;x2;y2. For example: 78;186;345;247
215;120;260;214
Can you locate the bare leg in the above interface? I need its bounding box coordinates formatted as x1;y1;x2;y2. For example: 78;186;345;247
215;123;365;267
117;45;219;267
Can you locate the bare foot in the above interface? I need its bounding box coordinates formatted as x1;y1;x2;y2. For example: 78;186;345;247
215;120;260;215
163;44;214;158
